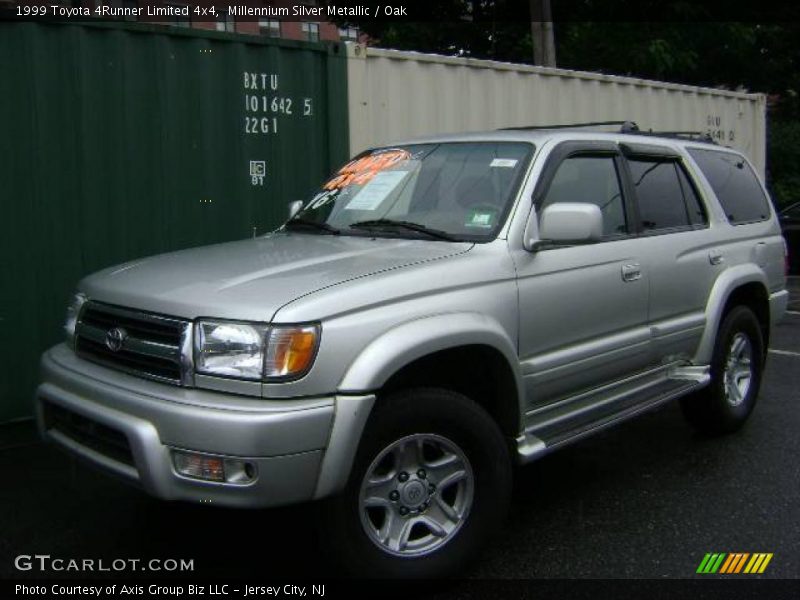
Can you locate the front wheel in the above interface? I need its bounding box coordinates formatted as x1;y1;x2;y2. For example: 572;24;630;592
320;388;512;578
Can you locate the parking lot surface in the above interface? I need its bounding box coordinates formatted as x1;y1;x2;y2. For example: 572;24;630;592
1;281;799;581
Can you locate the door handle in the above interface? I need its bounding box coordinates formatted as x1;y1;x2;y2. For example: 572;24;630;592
709;250;725;265
621;263;642;282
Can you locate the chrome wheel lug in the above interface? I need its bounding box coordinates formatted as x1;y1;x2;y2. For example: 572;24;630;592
359;434;474;558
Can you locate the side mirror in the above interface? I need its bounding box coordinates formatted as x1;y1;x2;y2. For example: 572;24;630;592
531;203;603;250
288;200;304;219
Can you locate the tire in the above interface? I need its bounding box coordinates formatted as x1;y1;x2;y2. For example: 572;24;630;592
681;305;764;435
320;388;512;579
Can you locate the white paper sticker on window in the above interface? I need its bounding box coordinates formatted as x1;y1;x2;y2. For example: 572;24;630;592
490;158;518;168
345;171;409;211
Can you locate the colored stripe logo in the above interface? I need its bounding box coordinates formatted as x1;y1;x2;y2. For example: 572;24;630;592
697;553;773;574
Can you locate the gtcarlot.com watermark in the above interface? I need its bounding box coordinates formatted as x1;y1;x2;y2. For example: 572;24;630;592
14;554;194;573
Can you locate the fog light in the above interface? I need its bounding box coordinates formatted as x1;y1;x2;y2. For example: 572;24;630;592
172;450;257;484
173;451;225;482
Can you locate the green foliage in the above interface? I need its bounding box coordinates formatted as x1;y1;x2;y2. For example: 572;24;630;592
334;0;531;60
335;4;800;115
555;21;799;101
330;1;800;199
768;120;800;210
557;22;702;82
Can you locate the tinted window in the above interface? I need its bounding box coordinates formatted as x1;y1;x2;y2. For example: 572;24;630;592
628;160;691;231
688;148;770;224
676;165;707;226
541;156;627;236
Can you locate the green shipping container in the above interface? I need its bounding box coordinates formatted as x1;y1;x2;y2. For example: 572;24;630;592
0;22;350;423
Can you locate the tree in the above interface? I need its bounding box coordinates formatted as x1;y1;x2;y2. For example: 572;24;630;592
327;0;532;60
529;0;556;66
328;0;800;205
330;1;800;113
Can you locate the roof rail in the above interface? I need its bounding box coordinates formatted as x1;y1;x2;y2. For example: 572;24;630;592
500;120;718;144
500;120;638;131
634;130;718;144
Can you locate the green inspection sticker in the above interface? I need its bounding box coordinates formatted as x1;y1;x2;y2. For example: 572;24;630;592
465;208;497;228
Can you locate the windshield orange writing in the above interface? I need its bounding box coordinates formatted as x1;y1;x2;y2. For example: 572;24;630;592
323;149;411;190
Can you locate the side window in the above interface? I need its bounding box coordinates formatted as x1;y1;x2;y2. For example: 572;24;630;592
687;148;770;224
676;164;708;226
540;155;627;237
628;159;692;231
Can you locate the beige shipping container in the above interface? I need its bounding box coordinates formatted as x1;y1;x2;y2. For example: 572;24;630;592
345;45;767;177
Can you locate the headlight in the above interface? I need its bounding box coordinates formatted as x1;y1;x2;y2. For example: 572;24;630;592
195;321;267;380
64;292;88;345
264;324;320;380
194;320;320;382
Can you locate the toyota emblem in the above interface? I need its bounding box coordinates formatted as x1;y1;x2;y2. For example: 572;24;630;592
105;327;128;352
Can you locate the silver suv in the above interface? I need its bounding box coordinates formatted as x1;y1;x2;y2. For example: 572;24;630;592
37;127;789;577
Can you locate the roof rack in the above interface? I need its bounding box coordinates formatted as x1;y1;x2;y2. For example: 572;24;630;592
499;120;718;144
632;130;718;144
501;120;637;131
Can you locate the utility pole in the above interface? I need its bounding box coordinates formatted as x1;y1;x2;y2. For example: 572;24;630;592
530;0;556;67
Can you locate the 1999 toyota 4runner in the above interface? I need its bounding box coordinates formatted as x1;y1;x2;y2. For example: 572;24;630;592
37;126;789;577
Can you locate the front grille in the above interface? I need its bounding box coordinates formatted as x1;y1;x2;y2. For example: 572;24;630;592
43;401;134;467
75;302;188;385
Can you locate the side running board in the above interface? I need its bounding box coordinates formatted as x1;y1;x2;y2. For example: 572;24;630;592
516;369;710;464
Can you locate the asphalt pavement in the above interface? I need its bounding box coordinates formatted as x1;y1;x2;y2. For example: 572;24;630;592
1;281;799;582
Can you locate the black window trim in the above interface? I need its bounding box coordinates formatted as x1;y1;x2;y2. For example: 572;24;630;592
685;145;772;226
620;142;680;160
674;160;710;229
531;139;721;249
623;153;710;237
533;140;636;245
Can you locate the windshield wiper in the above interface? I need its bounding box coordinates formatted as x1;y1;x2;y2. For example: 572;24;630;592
284;218;341;235
349;219;458;241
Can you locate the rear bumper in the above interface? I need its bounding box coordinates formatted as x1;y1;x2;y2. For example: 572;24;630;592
770;288;790;327
36;344;373;508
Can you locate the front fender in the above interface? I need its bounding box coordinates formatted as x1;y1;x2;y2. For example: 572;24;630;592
693;264;769;365
337;312;523;408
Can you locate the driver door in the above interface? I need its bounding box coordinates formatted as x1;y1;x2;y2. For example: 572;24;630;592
511;141;653;409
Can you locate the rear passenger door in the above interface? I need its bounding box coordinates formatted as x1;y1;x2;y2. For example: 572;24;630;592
620;143;715;361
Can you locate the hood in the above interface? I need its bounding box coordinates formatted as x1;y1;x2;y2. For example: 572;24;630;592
80;232;472;322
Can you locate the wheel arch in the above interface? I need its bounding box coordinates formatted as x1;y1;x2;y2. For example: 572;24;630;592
338;313;524;439
694;265;771;365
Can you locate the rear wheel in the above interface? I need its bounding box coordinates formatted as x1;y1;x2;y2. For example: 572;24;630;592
321;388;512;578
681;305;764;435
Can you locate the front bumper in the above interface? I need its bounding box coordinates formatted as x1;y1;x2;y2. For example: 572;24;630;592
36;344;374;508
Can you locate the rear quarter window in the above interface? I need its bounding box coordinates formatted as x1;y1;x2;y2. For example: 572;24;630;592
687;148;771;224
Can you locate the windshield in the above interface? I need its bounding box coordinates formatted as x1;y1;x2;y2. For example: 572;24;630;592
286;142;534;242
